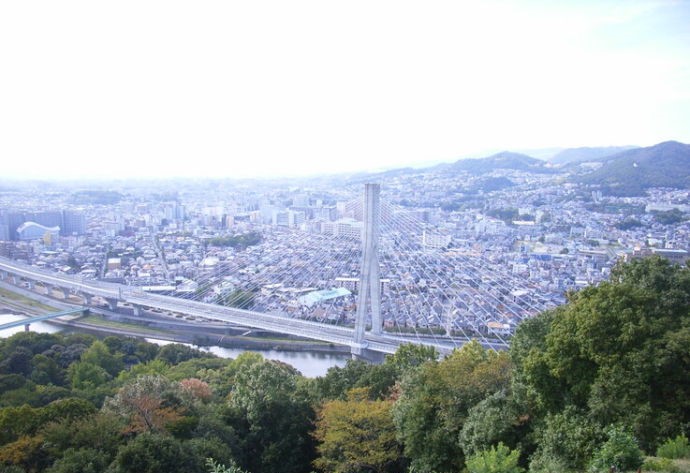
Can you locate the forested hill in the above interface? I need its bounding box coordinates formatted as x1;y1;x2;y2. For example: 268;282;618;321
549;145;637;165
0;257;689;473
577;140;690;195
448;151;550;174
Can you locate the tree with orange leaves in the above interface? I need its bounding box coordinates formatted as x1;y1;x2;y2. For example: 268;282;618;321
104;375;183;434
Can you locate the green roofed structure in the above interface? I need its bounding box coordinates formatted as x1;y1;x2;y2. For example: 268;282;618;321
298;287;352;307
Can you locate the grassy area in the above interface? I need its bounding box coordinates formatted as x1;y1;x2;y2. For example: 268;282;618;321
78;314;173;336
643;457;690;473
0;287;57;312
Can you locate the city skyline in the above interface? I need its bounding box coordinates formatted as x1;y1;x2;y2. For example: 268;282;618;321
1;0;689;180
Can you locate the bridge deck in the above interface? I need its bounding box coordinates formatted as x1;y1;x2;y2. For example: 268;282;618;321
0;257;507;354
0;308;87;331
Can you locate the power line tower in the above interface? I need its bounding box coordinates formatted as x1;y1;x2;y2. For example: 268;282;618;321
353;183;382;357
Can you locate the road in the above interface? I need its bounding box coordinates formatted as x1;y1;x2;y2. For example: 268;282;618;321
0;256;507;355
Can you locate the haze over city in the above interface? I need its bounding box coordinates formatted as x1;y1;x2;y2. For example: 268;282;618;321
1;0;689;180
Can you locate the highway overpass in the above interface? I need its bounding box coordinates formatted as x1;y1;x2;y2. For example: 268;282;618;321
0;257;506;356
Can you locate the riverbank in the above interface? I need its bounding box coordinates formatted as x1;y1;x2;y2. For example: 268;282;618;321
61;312;351;354
0;280;351;355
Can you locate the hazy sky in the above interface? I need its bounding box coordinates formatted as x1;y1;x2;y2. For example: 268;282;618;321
1;1;689;180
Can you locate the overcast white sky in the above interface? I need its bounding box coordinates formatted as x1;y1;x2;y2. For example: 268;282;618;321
1;1;689;180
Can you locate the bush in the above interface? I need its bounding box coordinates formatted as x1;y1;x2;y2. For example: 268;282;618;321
642;457;681;473
206;458;248;473
45;447;111;473
529;408;605;472
528;453;572;473
657;435;690;460
589;426;644;473
465;443;524;473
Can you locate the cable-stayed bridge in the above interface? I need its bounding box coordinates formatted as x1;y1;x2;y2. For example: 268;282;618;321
0;184;558;357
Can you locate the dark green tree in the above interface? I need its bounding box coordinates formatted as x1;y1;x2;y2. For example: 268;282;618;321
215;290;255;309
156;344;213;365
460;389;531;459
30;354;65;386
385;343;438;375
515;257;690;450
109;433;203;473
227;358;315;473
589;426;644;473
44;447;111;473
393;341;512;473
80;340;123;377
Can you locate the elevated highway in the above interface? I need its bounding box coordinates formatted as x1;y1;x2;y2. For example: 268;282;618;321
0;257;505;356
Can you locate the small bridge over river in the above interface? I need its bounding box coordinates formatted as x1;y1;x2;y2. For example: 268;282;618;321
0;308;88;332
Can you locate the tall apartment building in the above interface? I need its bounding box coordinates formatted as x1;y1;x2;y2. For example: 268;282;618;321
61;210;87;235
0;209;86;240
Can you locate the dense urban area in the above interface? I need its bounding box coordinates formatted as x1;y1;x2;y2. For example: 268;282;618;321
1;143;689;339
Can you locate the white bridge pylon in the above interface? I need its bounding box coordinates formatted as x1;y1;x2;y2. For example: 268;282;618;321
353;183;383;356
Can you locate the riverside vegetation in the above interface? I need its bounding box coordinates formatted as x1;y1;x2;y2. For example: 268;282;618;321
0;257;688;473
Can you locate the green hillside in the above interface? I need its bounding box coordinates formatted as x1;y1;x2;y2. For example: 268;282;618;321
450;151;550;174
578;141;690;195
550;146;637;165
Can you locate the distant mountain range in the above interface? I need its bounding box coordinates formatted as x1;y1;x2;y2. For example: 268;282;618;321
549;146;638;165
344;141;690;196
577;141;690;195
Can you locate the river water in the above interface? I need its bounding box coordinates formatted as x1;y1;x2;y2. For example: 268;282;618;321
0;314;349;377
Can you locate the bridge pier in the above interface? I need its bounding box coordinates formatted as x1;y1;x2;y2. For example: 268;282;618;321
132;304;142;316
0;270;7;280
60;288;70;299
83;294;92;306
11;275;18;285
24;324;30;332
105;298;118;311
351;344;385;363
27;280;35;290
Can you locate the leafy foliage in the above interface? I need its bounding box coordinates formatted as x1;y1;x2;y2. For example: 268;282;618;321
653;209;687;225
588;426;644;473
215;289;255;309
207;232;262;249
109;433;203;473
44;447;111;473
642;456;682;473
513;257;690;450
460;389;530;458
205;458;249;473
226;356;315;473
0;258;688;473
657;435;690;460
393;341;512;473
156;343;212;365
0;434;51;472
465;443;524;473
104;375;184;434
313;388;402;473
529;407;605;472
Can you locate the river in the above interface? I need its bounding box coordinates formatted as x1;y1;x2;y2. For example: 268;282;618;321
0;313;349;377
